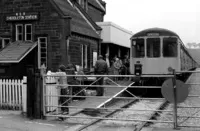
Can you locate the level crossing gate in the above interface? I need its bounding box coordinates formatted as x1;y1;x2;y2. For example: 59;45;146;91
41;69;200;130
175;69;200;129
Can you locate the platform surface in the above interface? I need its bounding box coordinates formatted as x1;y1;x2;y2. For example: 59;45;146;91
69;80;133;114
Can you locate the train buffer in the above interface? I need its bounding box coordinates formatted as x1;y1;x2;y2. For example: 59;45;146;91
68;80;134;114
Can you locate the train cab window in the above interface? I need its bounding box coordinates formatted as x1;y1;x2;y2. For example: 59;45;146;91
163;38;177;57
147;38;160;57
132;39;145;58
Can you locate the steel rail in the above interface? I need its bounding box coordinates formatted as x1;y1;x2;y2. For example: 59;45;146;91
136;101;169;131
97;81;134;108
76;100;139;131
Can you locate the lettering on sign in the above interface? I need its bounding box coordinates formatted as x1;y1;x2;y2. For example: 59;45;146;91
6;12;39;21
147;33;159;36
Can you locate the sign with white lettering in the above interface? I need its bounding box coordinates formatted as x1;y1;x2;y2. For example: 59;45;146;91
6;12;39;21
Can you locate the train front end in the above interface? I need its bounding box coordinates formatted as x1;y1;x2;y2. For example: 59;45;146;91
130;28;180;79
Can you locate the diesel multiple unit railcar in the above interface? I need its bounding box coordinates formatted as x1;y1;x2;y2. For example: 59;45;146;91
130;27;198;84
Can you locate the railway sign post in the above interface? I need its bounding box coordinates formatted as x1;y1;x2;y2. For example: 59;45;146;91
162;77;188;129
161;78;189;103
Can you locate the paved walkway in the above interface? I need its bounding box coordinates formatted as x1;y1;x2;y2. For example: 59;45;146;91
0;111;72;131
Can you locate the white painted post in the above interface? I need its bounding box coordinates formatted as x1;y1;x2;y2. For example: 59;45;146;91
17;79;21;110
5;80;8;107
13;80;16;109
2;80;5;106
22;76;27;113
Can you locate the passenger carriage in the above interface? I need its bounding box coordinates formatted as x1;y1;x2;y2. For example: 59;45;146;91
130;28;198;85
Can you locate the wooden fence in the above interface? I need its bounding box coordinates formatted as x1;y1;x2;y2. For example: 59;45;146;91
0;76;27;112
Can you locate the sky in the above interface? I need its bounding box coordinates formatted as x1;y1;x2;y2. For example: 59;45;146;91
104;0;200;44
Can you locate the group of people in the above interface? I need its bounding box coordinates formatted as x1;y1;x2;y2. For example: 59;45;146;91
93;54;130;94
53;54;130;120
111;55;130;81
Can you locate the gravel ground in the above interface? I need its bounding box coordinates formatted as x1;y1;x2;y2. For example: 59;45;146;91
149;71;200;130
99;99;164;126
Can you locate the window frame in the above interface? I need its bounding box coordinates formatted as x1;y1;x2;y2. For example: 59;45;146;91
15;24;32;41
16;24;23;41
81;44;88;69
146;38;161;58
25;24;32;41
162;37;178;57
38;37;47;68
132;38;145;58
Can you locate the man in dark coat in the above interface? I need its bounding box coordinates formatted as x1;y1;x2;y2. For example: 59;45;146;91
94;55;108;96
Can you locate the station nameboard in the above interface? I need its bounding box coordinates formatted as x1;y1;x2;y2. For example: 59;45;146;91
6;12;39;21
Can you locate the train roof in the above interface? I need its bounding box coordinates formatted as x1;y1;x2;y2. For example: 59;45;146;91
131;27;179;38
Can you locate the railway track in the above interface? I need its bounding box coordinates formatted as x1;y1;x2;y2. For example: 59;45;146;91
63;95;171;131
135;100;169;131
46;80;175;130
76;99;139;131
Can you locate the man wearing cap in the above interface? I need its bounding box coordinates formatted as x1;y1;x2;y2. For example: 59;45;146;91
94;55;108;96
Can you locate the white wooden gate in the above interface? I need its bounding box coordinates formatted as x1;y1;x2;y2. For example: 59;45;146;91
0;76;27;112
45;76;59;113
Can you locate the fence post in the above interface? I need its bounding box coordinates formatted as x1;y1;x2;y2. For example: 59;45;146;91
22;76;27;114
40;64;46;119
27;66;35;119
34;69;44;119
172;69;178;129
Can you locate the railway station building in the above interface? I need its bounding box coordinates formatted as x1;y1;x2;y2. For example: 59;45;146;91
0;0;106;78
97;22;133;61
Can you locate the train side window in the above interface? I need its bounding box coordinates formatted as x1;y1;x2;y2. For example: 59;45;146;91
132;39;145;58
147;38;160;58
163;38;177;57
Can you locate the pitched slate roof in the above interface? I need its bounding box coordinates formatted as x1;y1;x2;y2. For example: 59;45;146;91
73;1;102;31
0;41;37;63
88;0;105;12
52;0;100;39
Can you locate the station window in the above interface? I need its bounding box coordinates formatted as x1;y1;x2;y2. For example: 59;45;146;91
147;38;160;58
16;24;23;41
0;38;10;49
38;37;47;68
132;39;145;58
81;44;88;68
25;24;32;41
163;38;177;57
16;24;32;41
